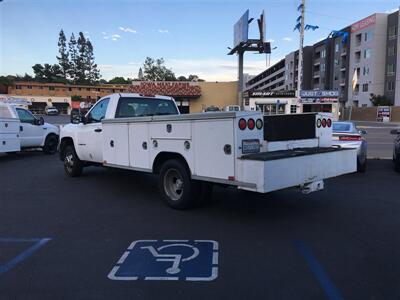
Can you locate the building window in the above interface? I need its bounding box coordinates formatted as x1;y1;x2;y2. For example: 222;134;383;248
388;45;396;56
290;105;297;114
334;59;339;66
27;85;32;89
364;48;372;59
49;86;55;91
388;25;398;39
387;64;395;76
86;88;90;91
356;67;361;77
364;31;373;42
355;33;362;46
321;63;325;72
363;66;370;76
335;44;339;53
68;87;72;91
362;83;368;92
387;81;395;91
354;84;360;94
120;89;124;92
355;51;361;63
78;87;82;91
39;86;43;89
15;85;21;89
97;88;100;92
321;49;326;58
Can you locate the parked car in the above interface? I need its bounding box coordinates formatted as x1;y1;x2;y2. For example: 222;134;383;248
390;128;400;172
203;106;220;112
332;121;367;172
224;105;241;112
45;106;59;116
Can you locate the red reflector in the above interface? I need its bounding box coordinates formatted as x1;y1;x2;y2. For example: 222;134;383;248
326;118;332;128
238;118;246;130
247;118;255;130
316;119;322;128
321;118;327;128
228;176;235;181
339;135;362;141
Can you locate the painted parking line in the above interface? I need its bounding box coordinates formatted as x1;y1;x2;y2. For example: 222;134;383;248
0;238;51;275
108;240;218;281
294;241;343;300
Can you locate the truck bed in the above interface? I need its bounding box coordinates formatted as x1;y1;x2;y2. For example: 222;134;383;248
241;147;348;161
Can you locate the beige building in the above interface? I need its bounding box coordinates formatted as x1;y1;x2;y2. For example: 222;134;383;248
6;81;238;114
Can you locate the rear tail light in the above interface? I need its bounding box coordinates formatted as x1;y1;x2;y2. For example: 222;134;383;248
326;118;332;128
256;118;263;130
339;135;362;141
321;118;327;128
247;118;255;130
238;118;247;130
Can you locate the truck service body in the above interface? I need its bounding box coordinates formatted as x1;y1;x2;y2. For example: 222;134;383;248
59;93;357;209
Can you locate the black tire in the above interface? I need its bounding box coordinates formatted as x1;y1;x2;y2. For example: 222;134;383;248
395;154;400;173
158;159;196;210
357;158;367;173
43;134;59;155
63;144;83;177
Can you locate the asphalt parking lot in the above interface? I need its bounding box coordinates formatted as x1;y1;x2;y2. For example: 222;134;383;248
1;152;400;300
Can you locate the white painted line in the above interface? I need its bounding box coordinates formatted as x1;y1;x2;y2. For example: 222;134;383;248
195;240;219;250
212;251;218;265
367;157;392;160
128;240;157;250
186;267;218;281
107;266;138;280
163;240;189;242
145;276;179;280
117;251;131;265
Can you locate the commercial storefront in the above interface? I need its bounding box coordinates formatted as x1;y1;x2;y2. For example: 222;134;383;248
243;90;300;115
300;90;340;120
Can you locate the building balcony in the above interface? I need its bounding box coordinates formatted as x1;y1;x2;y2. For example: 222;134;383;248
340;66;346;72
341;50;347;57
313;61;321;66
313;74;320;78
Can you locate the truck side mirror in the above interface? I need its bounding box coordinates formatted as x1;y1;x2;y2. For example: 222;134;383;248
39;116;45;125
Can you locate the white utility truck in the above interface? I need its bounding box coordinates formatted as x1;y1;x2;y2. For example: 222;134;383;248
59;93;357;209
0;102;59;154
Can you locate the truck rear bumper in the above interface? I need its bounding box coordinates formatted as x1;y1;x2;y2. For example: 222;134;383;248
237;147;357;193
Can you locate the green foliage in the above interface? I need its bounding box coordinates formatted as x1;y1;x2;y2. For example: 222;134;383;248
0;76;14;85
143;57;176;81
71;95;84;101
369;93;392;106
57;29;70;80
32;63;64;83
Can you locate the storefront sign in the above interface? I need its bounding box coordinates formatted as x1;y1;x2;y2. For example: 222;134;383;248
300;90;339;98
351;14;376;33
301;98;338;104
244;90;296;98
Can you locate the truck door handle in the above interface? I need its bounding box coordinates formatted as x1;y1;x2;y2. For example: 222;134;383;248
94;128;102;132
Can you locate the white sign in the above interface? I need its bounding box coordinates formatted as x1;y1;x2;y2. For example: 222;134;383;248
234;10;249;47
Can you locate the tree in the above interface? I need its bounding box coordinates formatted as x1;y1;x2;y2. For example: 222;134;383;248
143;57;176;81
68;33;78;82
177;76;187;81
85;39;100;84
370;93;392;106
57;29;70;81
32;64;45;81
75;32;87;84
108;77;130;84
138;67;144;80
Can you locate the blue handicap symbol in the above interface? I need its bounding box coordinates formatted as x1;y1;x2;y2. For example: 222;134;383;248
108;240;218;281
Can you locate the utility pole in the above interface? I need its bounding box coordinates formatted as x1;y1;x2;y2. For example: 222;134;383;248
297;0;305;99
238;51;244;108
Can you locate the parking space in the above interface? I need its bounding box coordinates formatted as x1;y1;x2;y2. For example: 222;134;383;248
1;153;400;299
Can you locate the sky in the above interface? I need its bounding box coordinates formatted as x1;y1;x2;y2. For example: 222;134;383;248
0;0;399;81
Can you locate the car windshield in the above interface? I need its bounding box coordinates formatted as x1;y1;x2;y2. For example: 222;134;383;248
115;97;179;118
333;122;352;132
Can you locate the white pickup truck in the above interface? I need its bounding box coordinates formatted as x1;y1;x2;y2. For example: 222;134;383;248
59;93;357;209
0;102;60;154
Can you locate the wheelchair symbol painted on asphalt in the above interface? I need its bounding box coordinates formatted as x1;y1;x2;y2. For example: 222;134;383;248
108;240;218;281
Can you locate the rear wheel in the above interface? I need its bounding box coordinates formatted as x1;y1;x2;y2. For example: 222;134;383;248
357;157;367;173
63;144;83;177
43;134;59;155
158;159;196;210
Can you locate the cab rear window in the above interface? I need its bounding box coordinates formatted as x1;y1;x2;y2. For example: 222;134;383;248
115;97;178;118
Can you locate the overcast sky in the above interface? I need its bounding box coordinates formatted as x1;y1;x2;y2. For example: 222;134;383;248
0;0;398;81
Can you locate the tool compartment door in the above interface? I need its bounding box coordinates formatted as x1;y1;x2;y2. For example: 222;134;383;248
102;123;129;166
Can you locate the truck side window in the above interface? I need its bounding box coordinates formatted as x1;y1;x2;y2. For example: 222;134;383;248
16;108;36;124
88;98;109;123
115;97;178;118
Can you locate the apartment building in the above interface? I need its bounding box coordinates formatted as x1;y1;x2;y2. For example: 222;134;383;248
385;10;399;105
284;47;313;91
347;14;388;107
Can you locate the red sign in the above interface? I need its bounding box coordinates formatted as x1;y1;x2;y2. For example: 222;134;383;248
128;81;201;97
351;14;376;33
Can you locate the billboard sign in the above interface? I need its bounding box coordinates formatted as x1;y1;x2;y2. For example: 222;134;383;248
234;10;249;48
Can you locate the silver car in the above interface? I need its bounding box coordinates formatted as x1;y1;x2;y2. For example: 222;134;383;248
332;121;367;173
